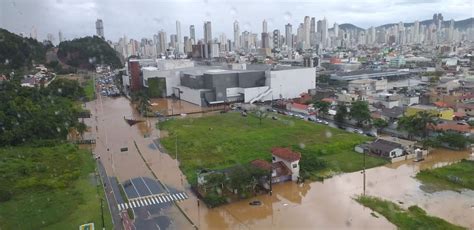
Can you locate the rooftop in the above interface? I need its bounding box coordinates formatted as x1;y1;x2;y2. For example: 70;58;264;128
271;147;301;162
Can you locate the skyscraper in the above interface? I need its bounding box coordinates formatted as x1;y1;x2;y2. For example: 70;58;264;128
261;19;269;48
176;20;183;53
273;29;281;49
285;23;293;49
303;16;310;49
413;20;420;43
317;18;328;47
204;21;212;44
189;25;196;43
58;30;63;43
96;19;104;39
158;30;167;53
233;20;240;50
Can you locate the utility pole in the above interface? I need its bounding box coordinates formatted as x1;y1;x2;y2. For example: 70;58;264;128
175;133;178;166
363;150;366;196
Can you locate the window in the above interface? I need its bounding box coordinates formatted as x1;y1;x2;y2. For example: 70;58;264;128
272;157;275;161
292;163;298;168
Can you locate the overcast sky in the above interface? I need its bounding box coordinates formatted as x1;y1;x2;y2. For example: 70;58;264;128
1;0;472;43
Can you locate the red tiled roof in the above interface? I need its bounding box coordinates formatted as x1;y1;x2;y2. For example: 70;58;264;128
457;103;474;109
454;111;466;117
250;159;272;171
321;98;335;103
291;103;308;110
271;147;301;162
431;122;471;133
433;101;449;108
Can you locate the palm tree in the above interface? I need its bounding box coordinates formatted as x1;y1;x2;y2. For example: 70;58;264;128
417;111;438;138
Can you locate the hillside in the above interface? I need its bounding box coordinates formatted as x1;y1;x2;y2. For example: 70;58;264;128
57;36;122;70
337;17;473;32
377;18;473;30
339;23;364;32
0;28;47;72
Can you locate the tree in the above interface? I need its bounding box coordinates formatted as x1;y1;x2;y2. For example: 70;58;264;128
350;100;371;127
372;118;388;132
398;111;438;140
314;100;330;117
251;107;268;125
335;104;348;124
76;122;87;140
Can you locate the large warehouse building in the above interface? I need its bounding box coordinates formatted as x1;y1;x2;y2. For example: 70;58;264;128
125;60;316;107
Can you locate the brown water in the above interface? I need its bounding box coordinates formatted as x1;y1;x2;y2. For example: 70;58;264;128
86;95;474;229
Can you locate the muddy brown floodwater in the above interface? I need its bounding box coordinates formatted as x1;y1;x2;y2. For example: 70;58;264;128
87;96;474;230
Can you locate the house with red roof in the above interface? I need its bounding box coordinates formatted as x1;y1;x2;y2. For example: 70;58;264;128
286;102;310;115
271;147;301;182
251;147;302;184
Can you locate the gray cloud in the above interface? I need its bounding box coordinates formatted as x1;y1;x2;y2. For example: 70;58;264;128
0;0;472;42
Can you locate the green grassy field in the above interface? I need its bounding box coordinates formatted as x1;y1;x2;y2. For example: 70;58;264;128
356;196;465;230
0;144;112;229
416;159;474;192
159;112;387;184
84;78;95;101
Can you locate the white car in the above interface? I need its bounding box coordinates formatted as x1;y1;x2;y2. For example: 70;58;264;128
354;129;364;134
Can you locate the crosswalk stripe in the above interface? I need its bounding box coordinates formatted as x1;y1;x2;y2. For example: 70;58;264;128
139;200;144;206
124;203;129;209
131;201;136;208
172;194;178;200
147;197;153;205
177;193;184;200
143;198;149;206
183;193;188;199
118;204;122;211
153;197;158;204
151;197;156;204
158;196;164;203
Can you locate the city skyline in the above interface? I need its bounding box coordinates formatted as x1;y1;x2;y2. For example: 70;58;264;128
1;0;473;42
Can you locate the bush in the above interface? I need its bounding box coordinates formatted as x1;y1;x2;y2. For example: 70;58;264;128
203;193;227;208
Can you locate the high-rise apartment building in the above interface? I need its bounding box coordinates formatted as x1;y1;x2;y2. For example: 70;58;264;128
234;20;240;50
96;19;104;39
285;23;293;49
204;21;212;44
189;25;196;43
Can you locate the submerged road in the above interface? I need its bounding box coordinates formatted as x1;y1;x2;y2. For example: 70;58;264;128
85;89;195;229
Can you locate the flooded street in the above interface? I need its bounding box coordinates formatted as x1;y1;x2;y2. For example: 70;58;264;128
87;95;473;229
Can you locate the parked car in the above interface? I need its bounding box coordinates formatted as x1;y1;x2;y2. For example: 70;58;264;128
353;129;364;134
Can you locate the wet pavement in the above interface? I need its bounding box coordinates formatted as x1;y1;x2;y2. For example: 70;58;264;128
86;94;474;229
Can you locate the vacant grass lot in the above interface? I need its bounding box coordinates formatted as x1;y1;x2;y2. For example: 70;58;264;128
416;159;474;192
0;144;112;229
159;112;387;184
356;196;465;230
84;78;95;101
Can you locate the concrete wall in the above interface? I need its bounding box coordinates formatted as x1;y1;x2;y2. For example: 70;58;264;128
243;86;269;102
177;86;204;106
266;67;316;101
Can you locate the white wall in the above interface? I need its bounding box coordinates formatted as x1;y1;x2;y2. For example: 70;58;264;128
272;155;300;181
266;68;316;101
243;86;269;102
177;86;203;106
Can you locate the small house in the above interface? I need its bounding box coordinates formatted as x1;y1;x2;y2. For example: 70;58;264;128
271;147;301;181
369;139;404;158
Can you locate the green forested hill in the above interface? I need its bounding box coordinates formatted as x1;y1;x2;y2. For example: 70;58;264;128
0;28;47;72
57;36;122;70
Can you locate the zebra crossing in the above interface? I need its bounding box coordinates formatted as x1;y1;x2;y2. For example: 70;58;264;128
118;192;189;211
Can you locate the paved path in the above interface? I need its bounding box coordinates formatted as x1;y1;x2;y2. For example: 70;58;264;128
97;160;124;230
